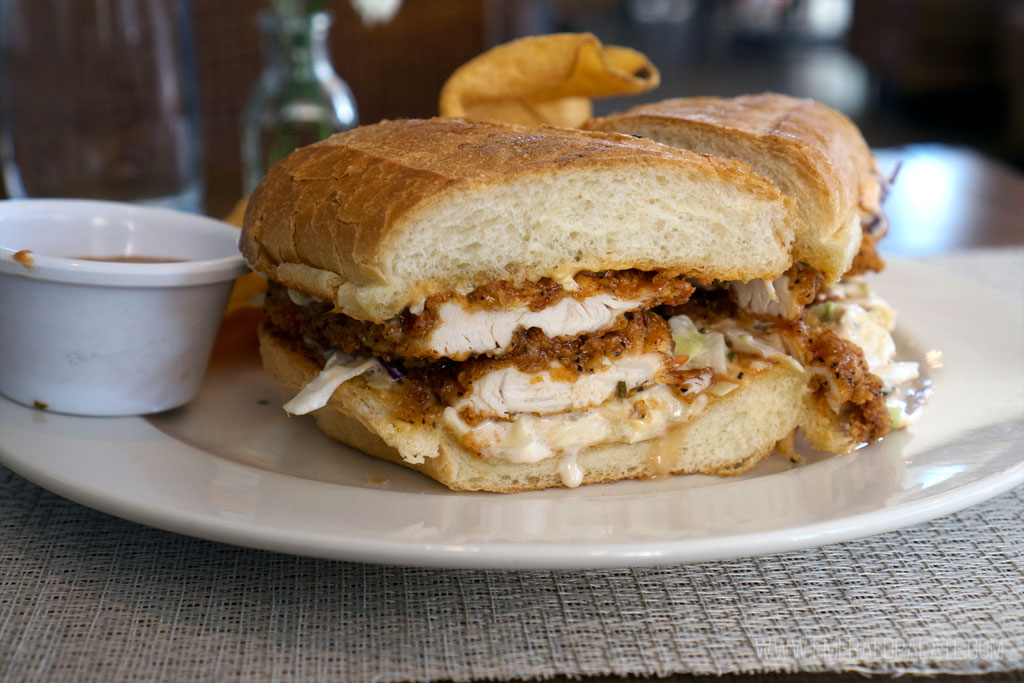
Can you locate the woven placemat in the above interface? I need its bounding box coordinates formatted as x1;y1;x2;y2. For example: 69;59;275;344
1;467;1022;682
2;249;1022;682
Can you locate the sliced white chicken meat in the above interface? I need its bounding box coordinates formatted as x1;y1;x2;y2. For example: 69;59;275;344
425;294;643;358
453;353;664;419
730;274;801;319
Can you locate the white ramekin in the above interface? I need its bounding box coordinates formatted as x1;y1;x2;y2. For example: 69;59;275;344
0;199;250;416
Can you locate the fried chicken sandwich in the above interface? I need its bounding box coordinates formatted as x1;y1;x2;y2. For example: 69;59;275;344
241;102;917;492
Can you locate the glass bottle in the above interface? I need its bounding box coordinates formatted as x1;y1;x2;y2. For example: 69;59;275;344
241;10;357;194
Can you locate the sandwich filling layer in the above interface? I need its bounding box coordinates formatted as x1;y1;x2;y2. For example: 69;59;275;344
265;270;919;488
265;270;694;363
444;384;706;488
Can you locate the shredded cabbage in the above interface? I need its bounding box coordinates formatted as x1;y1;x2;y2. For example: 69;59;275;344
708;381;739;397
283;352;379;415
670;315;705;357
363;363;394;390
669;315;727;374
725;330;803;371
886;398;913;428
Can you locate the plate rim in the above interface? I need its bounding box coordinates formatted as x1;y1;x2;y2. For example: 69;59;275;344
2;435;1022;569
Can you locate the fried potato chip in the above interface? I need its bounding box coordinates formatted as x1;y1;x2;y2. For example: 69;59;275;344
439;33;659;128
220;195;268;320
214;194;265;354
223;196;249;228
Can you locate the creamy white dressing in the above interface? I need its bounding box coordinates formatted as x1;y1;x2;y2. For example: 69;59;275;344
444;385;704;488
808;294;919;393
708;381;739;396
807;282;920;423
886;397;913;428
829;279;897;329
554;273;581;292
425;294;641;358
454;353;662;418
873;362;921;390
558;452;584;488
408;298;426;315
835;305;894;368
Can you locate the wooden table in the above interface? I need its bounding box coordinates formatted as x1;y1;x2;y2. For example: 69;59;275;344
873;145;1024;254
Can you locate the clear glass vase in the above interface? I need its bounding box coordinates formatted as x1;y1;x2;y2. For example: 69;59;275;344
241;10;358;194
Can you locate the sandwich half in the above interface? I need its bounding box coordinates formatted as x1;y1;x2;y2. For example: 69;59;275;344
587;93;916;453
241;115;917;492
586;93;887;285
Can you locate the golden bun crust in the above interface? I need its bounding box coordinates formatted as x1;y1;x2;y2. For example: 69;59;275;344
586;93;880;283
258;322;810;492
241;117;799;323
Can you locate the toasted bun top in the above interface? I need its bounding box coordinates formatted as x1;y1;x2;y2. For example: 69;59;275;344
586;93;880;283
241;117;799;323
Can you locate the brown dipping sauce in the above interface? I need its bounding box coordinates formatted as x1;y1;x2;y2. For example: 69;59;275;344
73;255;187;263
12;249;35;268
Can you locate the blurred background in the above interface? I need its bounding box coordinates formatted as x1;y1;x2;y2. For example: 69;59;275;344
184;0;1024;217
2;0;1022;250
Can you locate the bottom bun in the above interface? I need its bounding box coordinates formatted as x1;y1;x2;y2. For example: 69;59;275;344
259;323;811;492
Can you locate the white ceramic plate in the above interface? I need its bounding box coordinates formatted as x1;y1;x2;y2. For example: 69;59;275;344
1;259;1021;569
